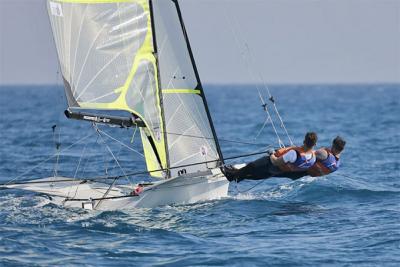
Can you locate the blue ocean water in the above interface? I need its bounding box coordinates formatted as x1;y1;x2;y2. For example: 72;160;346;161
0;84;399;266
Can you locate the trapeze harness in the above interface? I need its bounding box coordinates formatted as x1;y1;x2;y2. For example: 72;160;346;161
274;146;316;172
307;148;340;177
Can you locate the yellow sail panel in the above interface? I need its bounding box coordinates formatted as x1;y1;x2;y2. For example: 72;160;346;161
140;129;166;178
162;89;201;94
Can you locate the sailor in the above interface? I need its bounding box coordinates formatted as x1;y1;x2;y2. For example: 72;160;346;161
278;136;346;180
224;132;318;182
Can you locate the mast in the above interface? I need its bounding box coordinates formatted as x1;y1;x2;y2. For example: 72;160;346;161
149;0;171;178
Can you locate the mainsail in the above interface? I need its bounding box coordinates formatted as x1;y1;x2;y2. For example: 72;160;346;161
47;0;223;178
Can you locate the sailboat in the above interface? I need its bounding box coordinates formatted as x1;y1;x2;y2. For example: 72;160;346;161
4;0;230;210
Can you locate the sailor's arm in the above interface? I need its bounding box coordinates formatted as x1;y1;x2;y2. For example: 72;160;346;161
270;150;296;167
270;153;285;167
315;148;328;161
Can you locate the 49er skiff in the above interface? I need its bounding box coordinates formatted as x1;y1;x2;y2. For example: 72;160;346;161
4;0;230;210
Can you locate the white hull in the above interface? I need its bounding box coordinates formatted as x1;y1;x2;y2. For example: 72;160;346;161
5;169;229;210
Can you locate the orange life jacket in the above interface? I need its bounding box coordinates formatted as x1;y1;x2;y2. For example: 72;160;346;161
274;146;316;172
307;148;340;177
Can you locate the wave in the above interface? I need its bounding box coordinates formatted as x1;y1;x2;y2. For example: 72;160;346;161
230;175;400;204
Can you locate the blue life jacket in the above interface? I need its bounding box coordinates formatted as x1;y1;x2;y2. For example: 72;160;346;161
293;149;317;170
320;151;340;172
275;146;316;172
307;148;340;177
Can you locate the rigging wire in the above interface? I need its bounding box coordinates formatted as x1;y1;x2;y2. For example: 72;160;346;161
93;124;132;208
223;9;294;147
164;131;271;146
68;134;101;200
254;116;271;141
95;127;146;159
130;125;138;144
223;10;282;145
67;141;89;199
94;127;269;172
1;148;273;186
104;141;123;175
105;126;136;175
242;42;295;147
51;64;63;172
4;132;95;186
237;179;268;194
51;125;61;178
255;89;284;148
93;124;132;185
79;134;100;179
6;121;267;186
259;104;284;148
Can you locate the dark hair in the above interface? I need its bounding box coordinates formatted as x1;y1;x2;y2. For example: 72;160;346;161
332;136;346;152
304;132;318;148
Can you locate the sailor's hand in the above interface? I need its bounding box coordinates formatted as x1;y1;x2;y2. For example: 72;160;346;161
267;148;275;155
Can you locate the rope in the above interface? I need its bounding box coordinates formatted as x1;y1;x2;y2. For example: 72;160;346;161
52;125;61;178
263;86;295;146
78;134;100;180
240;36;294;146
96;127;146;159
92;121;270;146
93;124;132;185
164;131;271;146
130;125;138;144
255;90;283;147
93;124;132;209
4;132;95;185
104;142;123;175
67;141;89;199
223;9;295;148
236;179;267;194
223;10;286;147
1;148;273;186
261;104;284;148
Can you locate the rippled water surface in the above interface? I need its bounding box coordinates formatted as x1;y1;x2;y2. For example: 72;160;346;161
0;84;399;266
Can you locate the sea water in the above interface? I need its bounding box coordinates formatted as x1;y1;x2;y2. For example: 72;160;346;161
0;84;399;266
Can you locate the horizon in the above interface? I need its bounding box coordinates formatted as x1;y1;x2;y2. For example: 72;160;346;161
1;82;399;87
0;0;399;85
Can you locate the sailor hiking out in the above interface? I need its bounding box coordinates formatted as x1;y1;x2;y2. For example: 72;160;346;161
224;132;318;182
279;136;346;180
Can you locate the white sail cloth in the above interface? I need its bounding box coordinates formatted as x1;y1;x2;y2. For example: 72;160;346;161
48;0;222;178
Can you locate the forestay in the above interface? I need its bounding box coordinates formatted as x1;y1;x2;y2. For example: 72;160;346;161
47;0;223;179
